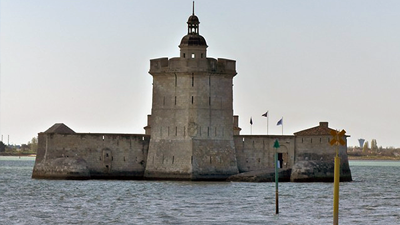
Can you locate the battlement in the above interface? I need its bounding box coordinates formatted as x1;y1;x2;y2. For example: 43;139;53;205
149;57;236;75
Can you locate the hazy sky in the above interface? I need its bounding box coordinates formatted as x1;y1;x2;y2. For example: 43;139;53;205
1;0;399;147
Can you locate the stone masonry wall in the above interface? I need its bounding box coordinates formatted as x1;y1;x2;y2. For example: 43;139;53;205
145;56;239;180
292;135;352;181
234;135;295;173
33;133;150;179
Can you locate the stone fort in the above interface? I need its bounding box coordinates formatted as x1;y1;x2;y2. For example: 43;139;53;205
32;8;352;182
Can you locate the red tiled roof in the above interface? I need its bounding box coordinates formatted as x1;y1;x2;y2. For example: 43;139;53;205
294;122;335;136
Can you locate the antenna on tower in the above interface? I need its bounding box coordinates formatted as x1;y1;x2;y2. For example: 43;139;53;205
192;1;195;15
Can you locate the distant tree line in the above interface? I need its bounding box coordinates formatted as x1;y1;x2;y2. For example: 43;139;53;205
0;141;6;153
0;137;38;155
349;139;400;159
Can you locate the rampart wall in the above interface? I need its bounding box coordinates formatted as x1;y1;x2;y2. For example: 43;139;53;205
32;126;352;181
234;135;295;173
32;133;150;179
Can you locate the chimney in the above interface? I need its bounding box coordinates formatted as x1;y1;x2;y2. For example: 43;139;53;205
320;122;328;128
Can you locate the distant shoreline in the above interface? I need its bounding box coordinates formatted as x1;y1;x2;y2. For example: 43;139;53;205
0;153;36;157
348;155;400;161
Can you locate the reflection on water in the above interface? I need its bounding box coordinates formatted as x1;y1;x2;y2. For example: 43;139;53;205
1;157;399;225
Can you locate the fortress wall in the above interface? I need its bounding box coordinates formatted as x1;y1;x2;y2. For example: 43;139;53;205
144;140;193;180
33;133;149;179
192;139;238;180
34;134;47;163
234;135;295;173
294;135;347;161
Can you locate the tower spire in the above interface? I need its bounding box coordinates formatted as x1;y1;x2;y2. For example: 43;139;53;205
187;2;200;35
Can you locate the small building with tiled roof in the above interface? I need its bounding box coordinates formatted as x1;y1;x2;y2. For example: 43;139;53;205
291;122;352;182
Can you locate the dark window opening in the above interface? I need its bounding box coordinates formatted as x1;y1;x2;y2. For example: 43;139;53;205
191;96;194;104
192;75;194;87
183;53;186;58
278;153;283;168
175;74;177;86
175;96;177;105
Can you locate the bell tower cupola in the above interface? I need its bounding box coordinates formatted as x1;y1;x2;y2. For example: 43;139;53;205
179;2;208;59
188;3;199;34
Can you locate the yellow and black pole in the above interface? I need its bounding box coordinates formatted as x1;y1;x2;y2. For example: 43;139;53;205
330;129;346;225
273;139;280;214
333;145;340;225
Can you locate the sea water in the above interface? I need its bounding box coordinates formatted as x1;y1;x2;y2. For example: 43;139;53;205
0;156;399;225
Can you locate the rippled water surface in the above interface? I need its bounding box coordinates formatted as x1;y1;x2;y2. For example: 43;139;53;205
1;157;399;224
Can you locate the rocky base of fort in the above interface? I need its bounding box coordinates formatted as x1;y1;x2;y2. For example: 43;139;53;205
290;160;352;182
32;158;352;182
226;168;292;182
32;158;90;180
227;160;352;182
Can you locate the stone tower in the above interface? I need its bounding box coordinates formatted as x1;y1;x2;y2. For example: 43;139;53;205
144;7;239;180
